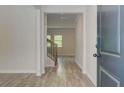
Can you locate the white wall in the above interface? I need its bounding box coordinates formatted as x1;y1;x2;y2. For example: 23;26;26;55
0;5;97;85
48;29;75;56
42;5;86;13
86;5;97;86
0;6;37;73
75;14;84;70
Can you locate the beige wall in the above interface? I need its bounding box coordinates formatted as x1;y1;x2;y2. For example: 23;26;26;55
0;6;37;73
48;29;75;56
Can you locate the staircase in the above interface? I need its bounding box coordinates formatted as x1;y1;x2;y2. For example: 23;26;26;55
46;39;58;67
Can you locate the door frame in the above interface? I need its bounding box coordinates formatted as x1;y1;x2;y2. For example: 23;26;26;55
37;6;87;77
42;13;86;73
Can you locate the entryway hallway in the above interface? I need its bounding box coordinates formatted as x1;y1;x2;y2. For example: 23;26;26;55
0;57;94;87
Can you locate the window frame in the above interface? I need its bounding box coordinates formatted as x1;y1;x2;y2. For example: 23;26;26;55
54;35;63;47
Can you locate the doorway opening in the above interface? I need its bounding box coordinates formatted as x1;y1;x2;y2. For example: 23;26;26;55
46;13;77;68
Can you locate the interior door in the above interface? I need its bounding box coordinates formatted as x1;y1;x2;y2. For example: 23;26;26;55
96;5;124;87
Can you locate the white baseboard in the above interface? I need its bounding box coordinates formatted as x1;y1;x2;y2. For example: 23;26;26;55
75;59;83;72
86;72;97;86
75;59;96;86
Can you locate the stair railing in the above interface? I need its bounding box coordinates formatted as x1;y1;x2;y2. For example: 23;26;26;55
47;39;58;66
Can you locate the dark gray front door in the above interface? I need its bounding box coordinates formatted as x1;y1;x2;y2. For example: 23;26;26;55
97;5;124;87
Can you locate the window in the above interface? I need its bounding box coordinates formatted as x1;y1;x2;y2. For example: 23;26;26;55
54;35;62;47
47;35;51;40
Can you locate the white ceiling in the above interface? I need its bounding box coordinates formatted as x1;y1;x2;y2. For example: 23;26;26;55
47;14;78;28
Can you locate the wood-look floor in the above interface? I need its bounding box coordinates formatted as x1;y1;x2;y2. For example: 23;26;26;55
0;57;94;87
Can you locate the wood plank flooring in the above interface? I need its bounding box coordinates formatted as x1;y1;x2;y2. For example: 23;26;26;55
0;57;94;87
